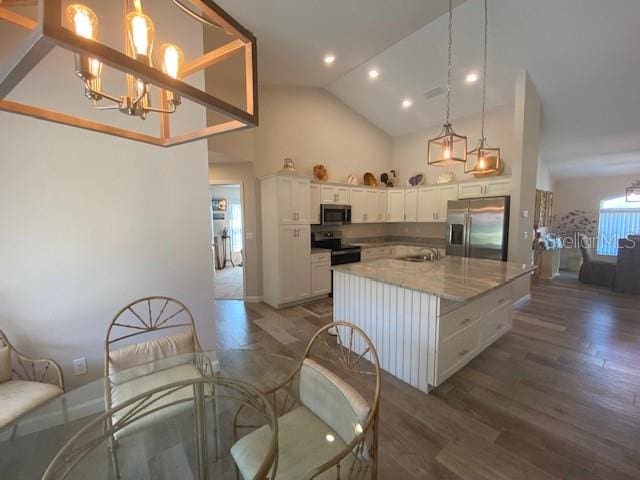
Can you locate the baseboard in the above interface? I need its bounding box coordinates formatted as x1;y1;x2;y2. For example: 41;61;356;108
514;294;532;310
244;295;263;303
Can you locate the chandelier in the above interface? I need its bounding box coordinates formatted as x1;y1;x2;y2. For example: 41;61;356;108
0;0;258;147
465;0;501;174
427;0;467;167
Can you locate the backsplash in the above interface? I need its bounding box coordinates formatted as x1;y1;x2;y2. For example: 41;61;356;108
311;222;447;241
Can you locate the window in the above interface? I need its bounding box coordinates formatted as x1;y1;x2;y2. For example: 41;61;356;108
597;195;640;255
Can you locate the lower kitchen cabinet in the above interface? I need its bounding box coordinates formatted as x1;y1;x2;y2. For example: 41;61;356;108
311;252;331;296
277;226;311;305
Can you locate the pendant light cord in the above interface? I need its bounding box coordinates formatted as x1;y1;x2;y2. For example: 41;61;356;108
480;0;488;142
446;0;453;125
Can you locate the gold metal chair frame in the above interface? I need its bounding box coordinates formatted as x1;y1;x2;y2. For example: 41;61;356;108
232;321;381;480
42;376;279;480
103;296;211;479
0;328;65;390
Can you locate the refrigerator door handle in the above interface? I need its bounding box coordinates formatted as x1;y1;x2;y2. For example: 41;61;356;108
464;213;472;257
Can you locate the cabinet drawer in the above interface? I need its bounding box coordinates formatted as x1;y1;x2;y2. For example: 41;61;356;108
482;283;513;314
311;252;331;264
481;303;513;348
439;302;482;342
436;321;481;385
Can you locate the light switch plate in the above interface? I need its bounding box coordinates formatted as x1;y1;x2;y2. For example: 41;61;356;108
73;357;87;375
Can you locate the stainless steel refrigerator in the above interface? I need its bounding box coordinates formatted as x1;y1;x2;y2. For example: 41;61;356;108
446;197;510;261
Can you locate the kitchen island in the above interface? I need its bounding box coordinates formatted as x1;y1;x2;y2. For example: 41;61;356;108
332;256;536;392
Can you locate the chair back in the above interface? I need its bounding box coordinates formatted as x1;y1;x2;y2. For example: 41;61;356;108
104;297;201;381
0;329;64;389
578;233;595;262
300;322;381;476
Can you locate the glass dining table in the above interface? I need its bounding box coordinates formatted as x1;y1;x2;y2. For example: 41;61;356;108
0;349;299;480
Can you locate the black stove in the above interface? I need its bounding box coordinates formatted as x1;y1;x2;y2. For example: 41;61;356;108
311;231;361;265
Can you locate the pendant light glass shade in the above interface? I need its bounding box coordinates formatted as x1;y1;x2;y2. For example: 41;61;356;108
465;139;501;174
465;0;501;174
428;0;467;167
428;123;467;167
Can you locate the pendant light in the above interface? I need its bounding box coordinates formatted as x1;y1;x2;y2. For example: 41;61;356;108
428;0;467;167
466;0;501;174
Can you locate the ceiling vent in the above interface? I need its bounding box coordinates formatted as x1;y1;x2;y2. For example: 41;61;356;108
423;87;444;99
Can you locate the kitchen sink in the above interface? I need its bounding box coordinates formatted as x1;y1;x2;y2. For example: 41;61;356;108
400;254;437;263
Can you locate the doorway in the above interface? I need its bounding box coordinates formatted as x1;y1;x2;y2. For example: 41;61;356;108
210;183;245;300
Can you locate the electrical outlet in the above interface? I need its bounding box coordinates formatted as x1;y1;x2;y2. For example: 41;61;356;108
246;232;254;240
73;357;87;375
524;231;529;239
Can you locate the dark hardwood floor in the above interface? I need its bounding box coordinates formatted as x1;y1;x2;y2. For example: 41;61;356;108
213;274;640;479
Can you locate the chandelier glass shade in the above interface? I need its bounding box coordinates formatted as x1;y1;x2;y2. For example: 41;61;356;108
428;0;467;167
0;0;258;147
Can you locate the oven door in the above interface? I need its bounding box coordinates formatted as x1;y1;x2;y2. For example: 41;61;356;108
321;205;351;225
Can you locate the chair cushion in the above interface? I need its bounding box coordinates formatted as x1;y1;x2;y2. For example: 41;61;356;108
0;346;11;383
108;331;196;382
110;363;207;438
0;380;63;428
299;358;369;447
231;406;355;480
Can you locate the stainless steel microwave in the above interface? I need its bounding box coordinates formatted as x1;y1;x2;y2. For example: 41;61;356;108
321;204;351;225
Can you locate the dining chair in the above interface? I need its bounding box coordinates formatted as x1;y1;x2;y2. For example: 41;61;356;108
0;329;65;430
104;296;214;477
231;321;381;479
577;233;617;287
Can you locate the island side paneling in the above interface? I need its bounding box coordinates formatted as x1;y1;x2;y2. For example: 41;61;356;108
334;270;438;393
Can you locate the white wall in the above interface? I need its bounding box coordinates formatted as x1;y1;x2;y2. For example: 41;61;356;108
392;105;515;186
0;3;214;388
536;160;554;192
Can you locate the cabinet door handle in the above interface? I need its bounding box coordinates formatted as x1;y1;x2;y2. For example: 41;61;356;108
497;298;506;305
458;349;469;358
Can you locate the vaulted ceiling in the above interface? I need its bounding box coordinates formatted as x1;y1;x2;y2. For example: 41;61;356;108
215;0;640;179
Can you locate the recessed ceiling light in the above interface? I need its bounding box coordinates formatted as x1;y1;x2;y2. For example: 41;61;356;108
368;69;379;79
402;99;413;109
465;72;479;83
324;54;336;65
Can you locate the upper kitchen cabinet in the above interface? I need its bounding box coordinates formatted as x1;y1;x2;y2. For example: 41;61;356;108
404;189;418;222
350;188;367;223
377;190;388;222
365;189;379;223
276;175;310;224
417;187;438;222
458;177;512;199
309;183;321;225
436;185;458;222
320;184;350;204
387;189;406;222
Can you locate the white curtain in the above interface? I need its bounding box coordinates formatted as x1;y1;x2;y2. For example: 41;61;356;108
229;203;243;253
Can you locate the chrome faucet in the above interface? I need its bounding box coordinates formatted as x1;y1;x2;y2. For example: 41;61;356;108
426;247;441;261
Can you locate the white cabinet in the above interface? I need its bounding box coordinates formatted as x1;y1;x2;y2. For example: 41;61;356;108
417;187;438;222
387;190;406;222
277;176;310;225
350;188;367;223
484;178;512;197
436;185;458;222
309;183;321;225
278;226;311;303
321;185;350;204
365;190;379;223
377;191;388;222
404;189;418;222
458;177;512;199
311;252;331;297
261;174;312;308
458;181;485;200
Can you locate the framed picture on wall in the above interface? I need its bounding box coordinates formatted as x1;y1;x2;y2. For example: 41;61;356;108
212;198;228;211
212;212;225;220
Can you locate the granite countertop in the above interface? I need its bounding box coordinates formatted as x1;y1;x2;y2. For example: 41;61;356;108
333;256;536;302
